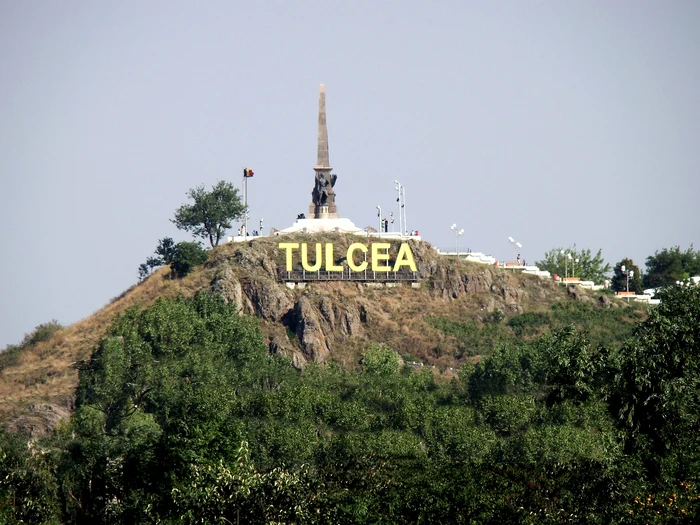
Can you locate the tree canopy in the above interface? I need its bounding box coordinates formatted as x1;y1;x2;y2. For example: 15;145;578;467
3;287;700;523
611;258;643;293
536;246;612;284
172;181;245;247
644;245;700;288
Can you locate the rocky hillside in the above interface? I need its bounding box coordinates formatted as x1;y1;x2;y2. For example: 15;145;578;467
0;234;641;435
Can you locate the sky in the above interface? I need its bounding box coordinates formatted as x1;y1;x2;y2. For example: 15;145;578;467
1;1;699;348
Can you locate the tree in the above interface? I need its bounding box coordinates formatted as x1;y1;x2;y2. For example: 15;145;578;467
172;181;245;247
170;241;208;278
644;245;700;289
155;237;176;264
536;246;611;284
610;283;700;493
611;258;643;293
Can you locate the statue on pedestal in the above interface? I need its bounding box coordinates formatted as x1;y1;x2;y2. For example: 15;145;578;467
312;173;337;207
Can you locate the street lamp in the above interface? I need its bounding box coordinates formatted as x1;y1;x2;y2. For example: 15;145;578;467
451;224;464;254
394;180;406;236
572;257;579;277
376;206;382;234
508;237;522;264
621;265;634;294
259;218;264;236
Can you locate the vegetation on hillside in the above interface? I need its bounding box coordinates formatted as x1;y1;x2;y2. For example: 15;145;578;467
644;245;700;288
172;180;245;247
1;283;698;524
536;246;611;284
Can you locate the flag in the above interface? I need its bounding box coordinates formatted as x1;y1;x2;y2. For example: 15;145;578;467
243;168;254;178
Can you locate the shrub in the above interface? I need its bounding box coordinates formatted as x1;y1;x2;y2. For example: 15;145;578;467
170;241;208;278
21;320;62;346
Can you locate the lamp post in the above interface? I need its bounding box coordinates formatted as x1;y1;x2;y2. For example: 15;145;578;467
621;265;634;294
389;212;394;233
451;224;464;254
259;218;264;236
376;206;382;234
508;237;522;264
572;257;579;277
394;180;406;236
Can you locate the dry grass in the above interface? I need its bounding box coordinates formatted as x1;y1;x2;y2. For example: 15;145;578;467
0;265;210;425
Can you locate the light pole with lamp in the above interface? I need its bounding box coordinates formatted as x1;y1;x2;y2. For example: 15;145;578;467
376;206;382;234
394;180;406;236
560;250;569;278
572;257;579;277
621;265;634;299
508;237;522;264
451;224;465;254
259;218;264;236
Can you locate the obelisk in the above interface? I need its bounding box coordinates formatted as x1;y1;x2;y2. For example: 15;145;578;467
309;84;339;219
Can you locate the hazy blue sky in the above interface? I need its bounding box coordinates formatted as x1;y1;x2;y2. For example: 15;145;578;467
1;1;699;347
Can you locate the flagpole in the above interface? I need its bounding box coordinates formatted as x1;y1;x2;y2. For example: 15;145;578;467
243;170;248;239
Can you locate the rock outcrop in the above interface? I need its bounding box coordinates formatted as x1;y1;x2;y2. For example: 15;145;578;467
204;235;570;368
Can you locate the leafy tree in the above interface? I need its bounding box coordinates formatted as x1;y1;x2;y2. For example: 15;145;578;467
170;241;208;277
172;181;245;247
536;246;611;284
137;263;150;282
138;237;177;281
644;245;700;288
611;283;700;477
154;236;175;264
611;258;643;293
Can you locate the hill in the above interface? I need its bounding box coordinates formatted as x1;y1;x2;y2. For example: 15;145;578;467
0;234;643;436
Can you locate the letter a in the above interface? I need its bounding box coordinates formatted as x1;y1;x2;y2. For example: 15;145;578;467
393;243;417;272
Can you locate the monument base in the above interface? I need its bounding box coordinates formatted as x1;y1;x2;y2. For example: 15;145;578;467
308;204;338;219
276;217;365;235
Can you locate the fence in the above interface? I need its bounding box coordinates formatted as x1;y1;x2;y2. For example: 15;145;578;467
277;268;420;282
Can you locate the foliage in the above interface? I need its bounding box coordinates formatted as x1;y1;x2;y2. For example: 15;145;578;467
138;237;179;281
172;181;245;247
611;283;700;461
0;431;61;524
536;246;611;284
169;241;208;278
20;320;63;346
644;245;700;288
155;237;176;265
2;288;699;523
611;258;643;293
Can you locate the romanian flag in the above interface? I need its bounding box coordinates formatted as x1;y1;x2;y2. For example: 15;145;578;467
243;168;254;178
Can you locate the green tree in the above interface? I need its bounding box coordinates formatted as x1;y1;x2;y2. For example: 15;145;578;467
172;181;245;247
154;236;176;264
170;241;208;277
611;283;700;477
611;258;643;293
536;246;611;284
644;245;700;288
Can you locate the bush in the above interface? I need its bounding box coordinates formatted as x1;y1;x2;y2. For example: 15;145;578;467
21;320;62;346
507;312;550;336
170;241;208;278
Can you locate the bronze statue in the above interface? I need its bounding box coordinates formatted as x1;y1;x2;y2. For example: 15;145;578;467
312;173;337;207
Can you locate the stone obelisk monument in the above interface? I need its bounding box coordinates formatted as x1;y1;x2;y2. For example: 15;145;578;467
309;84;339;219
278;84;363;234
